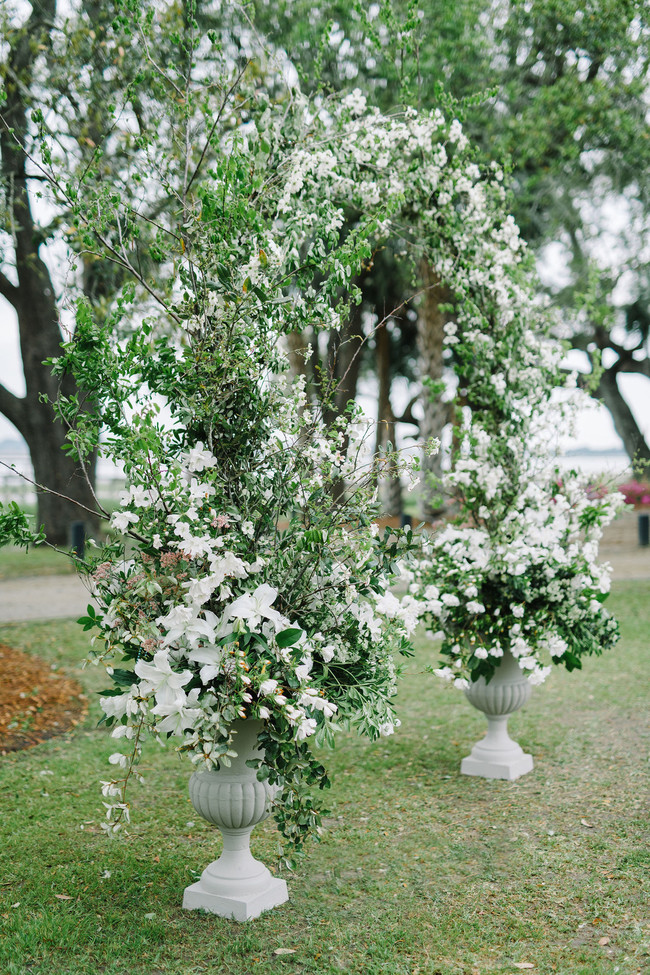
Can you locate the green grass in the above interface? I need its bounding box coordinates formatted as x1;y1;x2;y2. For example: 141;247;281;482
0;545;77;581
0;582;648;975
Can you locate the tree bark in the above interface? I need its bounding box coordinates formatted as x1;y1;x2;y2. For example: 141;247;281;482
323;300;365;428
417;262;449;520
374;318;402;516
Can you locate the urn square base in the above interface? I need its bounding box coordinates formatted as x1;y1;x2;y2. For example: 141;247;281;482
461;749;533;781
182;877;288;921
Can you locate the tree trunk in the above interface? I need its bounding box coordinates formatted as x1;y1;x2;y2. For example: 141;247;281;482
323;301;365;428
12;280;101;546
596;368;650;474
375;319;402;516
417;262;449;520
0;1;100;545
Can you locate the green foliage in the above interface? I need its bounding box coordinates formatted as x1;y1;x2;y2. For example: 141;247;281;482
0;503;45;551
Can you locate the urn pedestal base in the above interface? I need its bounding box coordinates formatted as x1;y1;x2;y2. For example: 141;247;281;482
183;848;288;921
460;714;534;780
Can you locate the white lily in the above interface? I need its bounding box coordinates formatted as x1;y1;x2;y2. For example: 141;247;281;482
135;650;193;705
226;583;288;630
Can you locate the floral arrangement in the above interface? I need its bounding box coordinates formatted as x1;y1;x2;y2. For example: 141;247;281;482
40;72;555;854
82;377;424;857
411;246;625;686
416;462;624;688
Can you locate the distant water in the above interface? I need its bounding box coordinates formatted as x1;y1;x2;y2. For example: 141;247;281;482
555;450;631;479
0;443;634;506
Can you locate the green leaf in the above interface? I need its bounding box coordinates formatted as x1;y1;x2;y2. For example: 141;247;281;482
111;668;138;687
275;628;304;649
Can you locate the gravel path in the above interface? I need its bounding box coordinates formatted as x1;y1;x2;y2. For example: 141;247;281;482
0;574;94;624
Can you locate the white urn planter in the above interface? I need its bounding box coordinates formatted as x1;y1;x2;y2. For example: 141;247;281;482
460;649;534;780
183;719;288;920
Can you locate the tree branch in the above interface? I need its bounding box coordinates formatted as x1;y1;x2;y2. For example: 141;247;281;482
0;270;19;308
0;382;26;433
394;395;420;428
614;357;650;379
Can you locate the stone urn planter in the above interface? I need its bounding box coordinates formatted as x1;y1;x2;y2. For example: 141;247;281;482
460;649;534;781
183;719;288;920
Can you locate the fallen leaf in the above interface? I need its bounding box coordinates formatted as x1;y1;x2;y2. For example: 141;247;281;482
513;965;535;971
55;894;73;901
599;936;611;946
580;818;595;828
273;948;296;956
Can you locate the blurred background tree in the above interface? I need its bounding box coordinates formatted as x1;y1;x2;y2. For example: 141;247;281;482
2;0;648;543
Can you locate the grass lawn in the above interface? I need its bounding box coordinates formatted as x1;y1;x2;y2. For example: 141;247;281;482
0;545;77;581
0;581;648;975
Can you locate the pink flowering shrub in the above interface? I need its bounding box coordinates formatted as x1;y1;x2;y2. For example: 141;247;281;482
618;480;650;506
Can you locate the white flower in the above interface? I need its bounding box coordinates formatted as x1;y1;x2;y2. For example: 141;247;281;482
135;650;193;705
173;522;215;559
295;717;318;740
208;551;249;587
519;655;537;670
259;678;279;697
342;88;367;116
434;666;454;681
157;605;218;649
375;591;401;617
226;584;288;630
183;442;217;473
295;656;313;682
299;688;337;718
100;693;130;720
120;484;154;508
183;576;218;606
152;689;202;735
441;593;460;607
528;666;552;686
110;510;139;533
187;643;224;683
